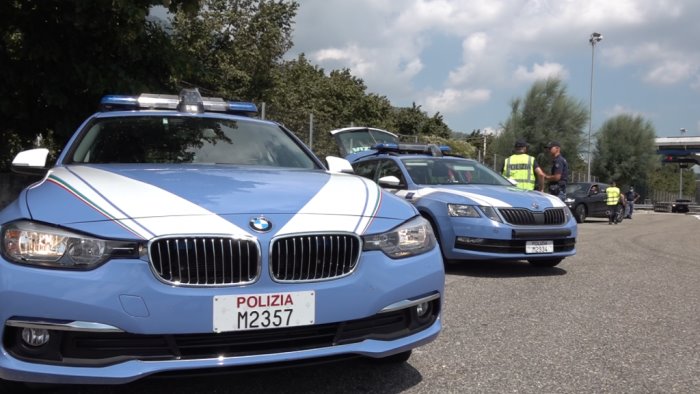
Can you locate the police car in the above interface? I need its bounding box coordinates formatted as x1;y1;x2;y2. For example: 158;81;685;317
0;90;444;388
331;127;577;267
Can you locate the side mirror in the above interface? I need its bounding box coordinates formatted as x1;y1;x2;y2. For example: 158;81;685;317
11;148;50;176
325;156;354;174
377;175;401;188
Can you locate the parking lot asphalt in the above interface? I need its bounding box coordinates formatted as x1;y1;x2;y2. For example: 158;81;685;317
50;212;700;393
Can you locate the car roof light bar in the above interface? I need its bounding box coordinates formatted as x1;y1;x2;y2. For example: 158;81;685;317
99;89;258;116
372;143;450;156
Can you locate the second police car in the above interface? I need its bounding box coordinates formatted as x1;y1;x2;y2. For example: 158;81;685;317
331;127;577;268
0;90;444;388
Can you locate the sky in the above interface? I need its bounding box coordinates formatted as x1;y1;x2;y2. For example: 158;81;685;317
287;0;700;138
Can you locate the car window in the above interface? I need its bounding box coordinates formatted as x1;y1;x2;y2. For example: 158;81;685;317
377;160;406;188
353;160;379;180
402;158;510;186
68;116;318;169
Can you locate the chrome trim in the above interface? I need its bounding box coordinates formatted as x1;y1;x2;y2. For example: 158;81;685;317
5;319;123;333
268;231;362;283
147;233;262;287
379;292;441;314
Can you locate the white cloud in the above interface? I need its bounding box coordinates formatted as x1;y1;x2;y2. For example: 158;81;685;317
604;105;650;119
644;61;696;85
513;62;569;82
290;0;700;135
423;88;491;114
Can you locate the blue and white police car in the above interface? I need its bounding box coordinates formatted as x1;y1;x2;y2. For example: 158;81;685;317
331;127;577;268
0;90;444;388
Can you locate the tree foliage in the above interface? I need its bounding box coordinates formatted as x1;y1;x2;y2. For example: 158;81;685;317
0;0;450;170
170;0;298;101
592;114;657;191
497;78;588;175
0;0;200;170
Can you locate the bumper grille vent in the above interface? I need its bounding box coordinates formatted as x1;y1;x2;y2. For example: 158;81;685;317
270;234;361;282
498;208;567;225
149;236;260;286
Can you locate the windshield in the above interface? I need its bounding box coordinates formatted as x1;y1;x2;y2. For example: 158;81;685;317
401;157;512;186
566;184;584;195
335;128;399;156
67;116;318;169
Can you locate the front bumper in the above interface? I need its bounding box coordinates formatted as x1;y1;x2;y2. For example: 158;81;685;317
437;215;577;261
0;247;444;385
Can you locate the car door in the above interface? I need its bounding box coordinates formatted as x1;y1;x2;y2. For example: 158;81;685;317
594;183;609;216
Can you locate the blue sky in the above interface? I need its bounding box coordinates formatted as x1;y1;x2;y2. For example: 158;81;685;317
287;0;700;138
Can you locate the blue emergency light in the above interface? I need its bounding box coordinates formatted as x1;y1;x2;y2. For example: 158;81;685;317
99;88;258;116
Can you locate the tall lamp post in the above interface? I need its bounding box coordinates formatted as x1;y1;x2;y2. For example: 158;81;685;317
679;128;687;199
587;32;603;182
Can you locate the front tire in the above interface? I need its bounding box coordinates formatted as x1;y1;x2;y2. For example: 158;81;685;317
423;214;449;266
528;258;563;267
574;204;587;223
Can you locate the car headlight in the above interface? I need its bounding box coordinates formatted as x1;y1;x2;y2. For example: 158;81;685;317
1;221;140;269
564;197;575;203
448;204;503;223
362;216;436;258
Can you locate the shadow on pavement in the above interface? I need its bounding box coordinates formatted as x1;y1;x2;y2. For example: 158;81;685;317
444;260;567;278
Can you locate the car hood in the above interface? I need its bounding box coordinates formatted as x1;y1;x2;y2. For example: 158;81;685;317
22;165;416;239
398;184;567;209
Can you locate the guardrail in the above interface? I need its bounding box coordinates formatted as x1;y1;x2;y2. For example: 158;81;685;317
646;202;700;213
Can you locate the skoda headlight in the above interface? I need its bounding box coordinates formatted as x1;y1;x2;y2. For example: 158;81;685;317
1;221;138;269
448;204;502;223
363;216;436;258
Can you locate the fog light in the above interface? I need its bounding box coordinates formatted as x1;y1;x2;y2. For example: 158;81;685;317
21;328;50;347
415;302;431;318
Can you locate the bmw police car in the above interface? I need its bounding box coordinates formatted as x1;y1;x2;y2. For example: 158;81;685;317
331;127;577;268
0;90;444;388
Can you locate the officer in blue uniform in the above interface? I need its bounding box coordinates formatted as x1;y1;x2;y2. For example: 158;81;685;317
543;140;568;200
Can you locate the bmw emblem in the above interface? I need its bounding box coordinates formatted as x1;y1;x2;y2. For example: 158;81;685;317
249;216;272;232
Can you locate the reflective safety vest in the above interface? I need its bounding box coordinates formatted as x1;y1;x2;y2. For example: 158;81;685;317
503;154;535;190
606;186;621;205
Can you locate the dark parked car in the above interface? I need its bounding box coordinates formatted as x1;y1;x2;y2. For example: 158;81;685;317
672;199;691;213
564;182;610;223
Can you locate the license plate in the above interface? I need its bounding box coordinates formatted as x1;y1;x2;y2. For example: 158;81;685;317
525;240;554;254
213;291;315;333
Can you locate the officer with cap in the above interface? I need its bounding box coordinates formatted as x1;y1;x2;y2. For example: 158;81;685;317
624;186;640;219
502;138;543;190
543;140;568;200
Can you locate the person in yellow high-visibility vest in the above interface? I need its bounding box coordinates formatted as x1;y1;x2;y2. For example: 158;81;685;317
605;180;625;224
502;139;544;190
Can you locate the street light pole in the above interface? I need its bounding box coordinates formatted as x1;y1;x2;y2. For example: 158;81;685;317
679;128;686;199
587;32;603;182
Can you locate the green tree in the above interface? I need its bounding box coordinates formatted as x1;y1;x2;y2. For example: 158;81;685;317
0;0;200;170
266;55;394;159
497;78;588;177
592;114;657;191
647;161;697;201
170;0;299;101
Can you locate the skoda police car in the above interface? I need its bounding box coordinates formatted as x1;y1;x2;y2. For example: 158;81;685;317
0;90;444;387
331;127;577;268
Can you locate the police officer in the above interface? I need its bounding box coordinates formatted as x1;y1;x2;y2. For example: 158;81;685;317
502;138;543;190
542;140;568;200
624;186;640;219
606;180;623;224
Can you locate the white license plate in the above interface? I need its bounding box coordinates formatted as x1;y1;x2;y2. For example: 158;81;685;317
213;291;315;333
525;240;554;254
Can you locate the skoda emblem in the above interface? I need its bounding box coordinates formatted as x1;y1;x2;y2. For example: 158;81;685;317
249;216;272;232
531;202;540;210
